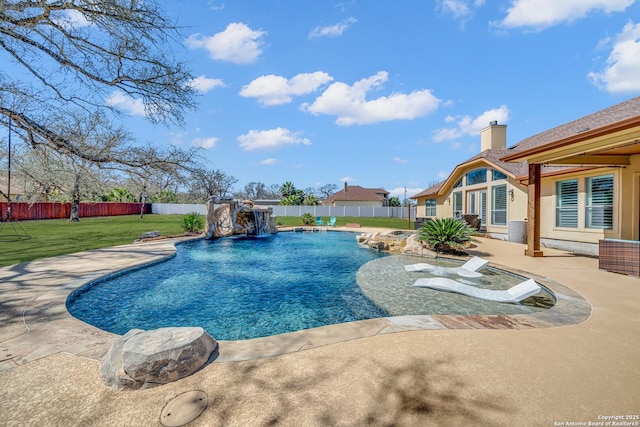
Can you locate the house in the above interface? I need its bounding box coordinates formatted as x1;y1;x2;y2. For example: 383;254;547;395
322;184;390;207
412;96;640;257
0;176;24;202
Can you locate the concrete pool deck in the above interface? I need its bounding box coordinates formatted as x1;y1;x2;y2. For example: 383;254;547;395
1;230;639;425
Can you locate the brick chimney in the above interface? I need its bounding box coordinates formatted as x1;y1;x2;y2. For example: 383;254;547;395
480;121;506;152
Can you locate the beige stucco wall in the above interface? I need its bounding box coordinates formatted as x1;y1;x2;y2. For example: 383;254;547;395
538;163;639;244
415;195;451;218
508;179;528;222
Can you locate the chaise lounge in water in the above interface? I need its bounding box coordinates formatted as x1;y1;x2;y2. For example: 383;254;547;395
412;277;541;303
404;256;489;278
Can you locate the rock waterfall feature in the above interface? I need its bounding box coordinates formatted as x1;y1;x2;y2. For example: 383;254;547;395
204;199;277;239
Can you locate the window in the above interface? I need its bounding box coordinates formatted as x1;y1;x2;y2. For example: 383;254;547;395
586;174;613;229
556;180;578;228
453;178;463;188
468;190;487;225
425;198;436;216
492;170;507;180
468;192;477;215
466;169;487;185
491;185;507;225
452;192;463;217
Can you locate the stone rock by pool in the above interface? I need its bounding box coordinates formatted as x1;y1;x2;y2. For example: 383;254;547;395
100;327;217;390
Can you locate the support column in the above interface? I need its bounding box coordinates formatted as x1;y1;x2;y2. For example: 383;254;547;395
525;163;544;257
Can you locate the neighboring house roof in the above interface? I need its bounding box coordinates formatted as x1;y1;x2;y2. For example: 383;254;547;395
0;176;24;197
323;185;389;203
411;96;640;199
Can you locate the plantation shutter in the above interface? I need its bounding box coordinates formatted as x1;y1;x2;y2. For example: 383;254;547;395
453;192;462;217
491;185;507;225
468;192;477;215
556;180;578;228
480;190;487;226
586;175;613;229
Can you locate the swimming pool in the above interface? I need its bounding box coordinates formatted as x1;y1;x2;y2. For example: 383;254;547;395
67;231;555;340
67;232;389;340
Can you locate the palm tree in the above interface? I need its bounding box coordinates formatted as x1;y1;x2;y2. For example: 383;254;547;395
303;194;319;206
103;187;135;202
279;181;296;198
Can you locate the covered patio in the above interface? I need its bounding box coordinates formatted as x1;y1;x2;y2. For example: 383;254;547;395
502;114;640;272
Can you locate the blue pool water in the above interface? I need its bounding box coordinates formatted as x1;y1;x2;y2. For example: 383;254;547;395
67;232;389;340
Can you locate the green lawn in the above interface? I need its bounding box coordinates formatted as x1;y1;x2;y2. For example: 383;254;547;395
0;214;412;267
0;215;188;267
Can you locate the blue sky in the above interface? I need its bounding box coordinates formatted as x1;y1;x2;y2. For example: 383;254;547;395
106;0;640;199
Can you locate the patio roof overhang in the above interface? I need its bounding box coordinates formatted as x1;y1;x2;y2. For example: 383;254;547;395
501;115;640;166
500;115;640;258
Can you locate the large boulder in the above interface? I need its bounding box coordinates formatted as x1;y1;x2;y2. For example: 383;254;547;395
100;327;217;390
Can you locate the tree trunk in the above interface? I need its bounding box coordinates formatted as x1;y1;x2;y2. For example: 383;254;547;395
140;195;146;219
70;175;81;222
139;185;147;219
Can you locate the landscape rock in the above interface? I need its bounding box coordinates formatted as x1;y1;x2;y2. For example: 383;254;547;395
137;230;160;240
100;327;217;390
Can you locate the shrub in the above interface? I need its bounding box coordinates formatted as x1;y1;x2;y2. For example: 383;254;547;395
418;217;477;254
301;213;315;225
182;212;204;233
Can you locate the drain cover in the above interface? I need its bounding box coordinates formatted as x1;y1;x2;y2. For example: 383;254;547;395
160;390;208;427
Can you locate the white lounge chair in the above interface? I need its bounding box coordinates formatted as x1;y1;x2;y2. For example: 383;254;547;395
404;256;489;278
412;277;541;303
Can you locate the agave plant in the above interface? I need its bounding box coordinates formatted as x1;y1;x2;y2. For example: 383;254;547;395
418;217;477;254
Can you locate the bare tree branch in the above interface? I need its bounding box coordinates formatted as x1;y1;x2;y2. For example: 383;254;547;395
1;0;198;162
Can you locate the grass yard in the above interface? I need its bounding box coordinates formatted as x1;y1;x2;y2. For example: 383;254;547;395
0;215;188;267
0;214;413;267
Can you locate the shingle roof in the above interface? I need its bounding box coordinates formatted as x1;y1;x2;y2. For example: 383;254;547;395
508;96;640;154
412;96;640;199
323;185;389;202
411;181;444;199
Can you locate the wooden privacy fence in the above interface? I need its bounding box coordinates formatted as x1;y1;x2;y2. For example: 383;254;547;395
0;202;151;221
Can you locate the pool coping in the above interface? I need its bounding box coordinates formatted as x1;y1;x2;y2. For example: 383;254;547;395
0;231;591;370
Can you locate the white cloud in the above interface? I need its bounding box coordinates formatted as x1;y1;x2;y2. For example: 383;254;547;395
309;17;357;38
432;105;510;142
209;2;225;11
189;76;225;93
388;187;424;200
498;0;634;30
185;23;266;64
437;171;449;179
168;131;188;146
237;128;311;151
240;72;333;106
192;137;218;149
260;158;278;165
105;91;146;117
393;157;408;164
437;0;471;19
341;176;355;183
51;9;92;30
302;71;441;125
588;22;640;93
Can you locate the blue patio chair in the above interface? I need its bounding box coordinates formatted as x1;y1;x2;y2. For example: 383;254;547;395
328;216;337;227
315;216;325;226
